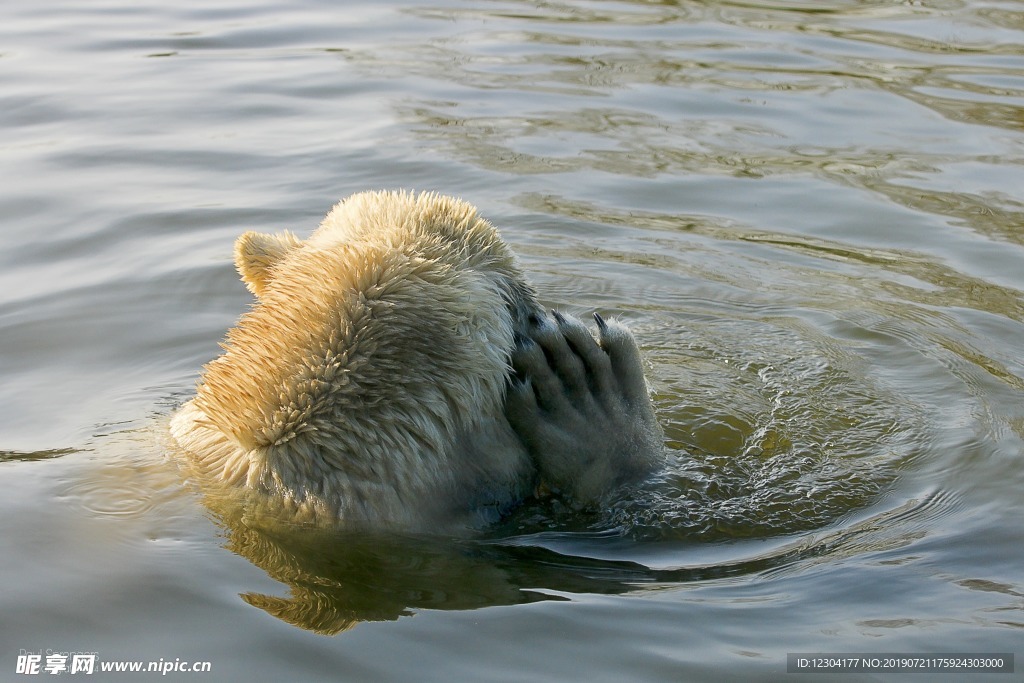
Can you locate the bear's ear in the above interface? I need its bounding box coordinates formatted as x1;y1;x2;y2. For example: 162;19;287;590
234;230;303;298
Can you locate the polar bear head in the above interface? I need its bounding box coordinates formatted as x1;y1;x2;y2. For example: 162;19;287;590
172;191;541;528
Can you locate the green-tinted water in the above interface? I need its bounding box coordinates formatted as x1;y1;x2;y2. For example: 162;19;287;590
2;1;1022;681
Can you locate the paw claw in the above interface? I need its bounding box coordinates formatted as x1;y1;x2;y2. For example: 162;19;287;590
504;309;663;506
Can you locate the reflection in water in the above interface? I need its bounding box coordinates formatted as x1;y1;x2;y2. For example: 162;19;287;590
201;482;954;634
220;520;638;635
0;448;79;463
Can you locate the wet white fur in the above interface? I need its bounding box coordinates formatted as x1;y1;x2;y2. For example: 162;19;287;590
170;191;541;531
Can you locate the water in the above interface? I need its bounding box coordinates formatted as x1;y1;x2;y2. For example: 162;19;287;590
2;0;1023;680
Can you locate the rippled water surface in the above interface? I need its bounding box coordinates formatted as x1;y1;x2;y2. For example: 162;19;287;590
2;1;1023;681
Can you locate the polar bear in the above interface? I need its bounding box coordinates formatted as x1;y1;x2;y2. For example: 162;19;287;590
170;190;662;532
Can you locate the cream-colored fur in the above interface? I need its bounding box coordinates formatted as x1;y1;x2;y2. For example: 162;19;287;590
170;191;542;531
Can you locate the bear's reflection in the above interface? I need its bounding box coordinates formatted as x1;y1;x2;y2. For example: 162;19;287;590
213;501;656;635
